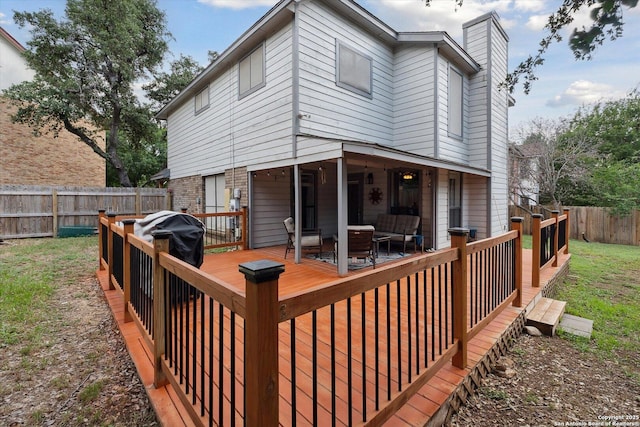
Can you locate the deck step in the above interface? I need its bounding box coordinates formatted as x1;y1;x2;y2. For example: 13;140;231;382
526;297;566;336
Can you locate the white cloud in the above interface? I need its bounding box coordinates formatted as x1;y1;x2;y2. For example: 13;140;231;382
525;14;548;31
197;0;275;10
374;0;514;39
512;0;546;13
546;80;626;107
0;12;11;25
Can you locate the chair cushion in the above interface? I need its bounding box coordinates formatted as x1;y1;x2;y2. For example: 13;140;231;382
299;235;321;247
283;217;295;233
394;215;419;235
376;214;396;233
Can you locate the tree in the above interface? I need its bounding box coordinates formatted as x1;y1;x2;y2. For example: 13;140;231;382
511;118;595;209
426;0;638;93
106;127;167;187
3;0;170;187
144;54;205;113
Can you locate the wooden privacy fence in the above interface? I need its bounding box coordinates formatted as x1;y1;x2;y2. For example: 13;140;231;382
97;211;559;426
509;205;640;246
0;185;169;239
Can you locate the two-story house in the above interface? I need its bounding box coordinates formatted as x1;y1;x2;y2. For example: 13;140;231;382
157;0;510;275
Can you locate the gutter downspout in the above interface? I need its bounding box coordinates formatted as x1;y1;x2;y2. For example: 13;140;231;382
292;2;301;262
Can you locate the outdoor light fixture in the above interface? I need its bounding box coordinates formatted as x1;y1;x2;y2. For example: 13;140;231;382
403;172;414;180
367;172;374;184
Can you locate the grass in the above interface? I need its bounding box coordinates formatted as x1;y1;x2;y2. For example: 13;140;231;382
554;238;640;382
0;237;96;348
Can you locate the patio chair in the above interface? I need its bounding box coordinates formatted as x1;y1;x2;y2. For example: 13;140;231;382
334;225;376;268
283;217;323;259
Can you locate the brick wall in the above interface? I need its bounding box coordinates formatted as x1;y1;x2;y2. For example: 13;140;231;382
169;167;248;214
169;175;203;213
0;99;106;186
225;166;248;208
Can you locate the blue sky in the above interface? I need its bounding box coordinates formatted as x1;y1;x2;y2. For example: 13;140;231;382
1;0;639;134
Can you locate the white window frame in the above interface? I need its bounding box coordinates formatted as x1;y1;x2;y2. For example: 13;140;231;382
238;43;265;99
447;66;463;138
194;86;210;114
335;41;373;98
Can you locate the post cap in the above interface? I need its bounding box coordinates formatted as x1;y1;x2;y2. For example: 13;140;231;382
107;212;117;218
151;230;173;239
511;217;524;223
98;209;106;213
448;227;469;236
122;219;137;225
532;213;543;219
239;260;285;283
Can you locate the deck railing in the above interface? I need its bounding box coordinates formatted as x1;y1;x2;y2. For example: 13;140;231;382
96;211;571;426
531;209;570;287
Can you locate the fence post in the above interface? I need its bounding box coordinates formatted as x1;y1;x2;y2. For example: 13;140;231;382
135;188;142;215
98;210;106;270
511;217;523;308
449;227;469;369
241;206;249;250
239;260;284;427
52;189;58;238
107;213;117;290
151;230;172;388
531;214;542;288
122;219;136;323
552;210;559;267
563;208;570;254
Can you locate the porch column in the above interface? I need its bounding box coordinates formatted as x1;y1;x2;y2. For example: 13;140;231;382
337;158;348;276
294;164;301;263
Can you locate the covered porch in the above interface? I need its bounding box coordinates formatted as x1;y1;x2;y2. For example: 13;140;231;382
247;141;493;276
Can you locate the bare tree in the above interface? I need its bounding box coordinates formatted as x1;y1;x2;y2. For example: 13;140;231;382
511;118;596;210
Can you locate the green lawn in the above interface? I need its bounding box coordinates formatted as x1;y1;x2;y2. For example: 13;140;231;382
0;237;96;347
554;238;640;383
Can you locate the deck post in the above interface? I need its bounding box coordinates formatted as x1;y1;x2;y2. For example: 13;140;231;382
98;210;106;270
563;208;570;254
107;213;117;290
531;214;543;288
552;210;560;267
151;230;172;388
122;219;136;323
239;260;284;427
511;217;524;308
241;206;249;250
449;227;469;369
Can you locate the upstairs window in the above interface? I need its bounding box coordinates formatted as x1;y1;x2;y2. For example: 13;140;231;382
194;86;209;114
336;41;372;98
239;43;265;98
448;67;463;138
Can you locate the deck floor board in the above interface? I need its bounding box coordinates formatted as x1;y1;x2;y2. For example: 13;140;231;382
97;246;570;426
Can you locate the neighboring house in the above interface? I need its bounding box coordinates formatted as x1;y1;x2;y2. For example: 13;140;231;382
0;27;105;187
508;142;540;208
157;0;511;275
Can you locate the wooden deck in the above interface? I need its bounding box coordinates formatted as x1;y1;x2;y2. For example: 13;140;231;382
96;244;571;426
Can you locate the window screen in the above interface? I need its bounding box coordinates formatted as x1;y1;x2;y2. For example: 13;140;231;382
336;42;372;98
448;67;463;137
239;44;265;98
